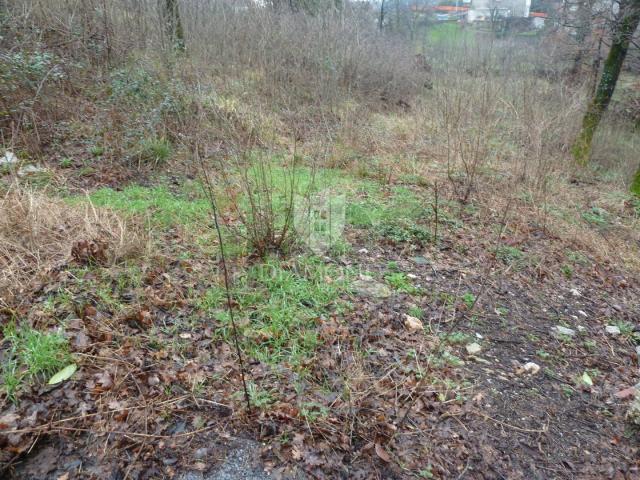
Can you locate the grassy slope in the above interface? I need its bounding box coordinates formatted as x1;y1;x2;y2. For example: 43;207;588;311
1;22;640;480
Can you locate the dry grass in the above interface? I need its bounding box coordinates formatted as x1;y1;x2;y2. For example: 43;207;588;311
0;186;144;302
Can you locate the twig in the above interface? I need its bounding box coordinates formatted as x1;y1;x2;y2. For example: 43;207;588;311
195;142;251;412
471;409;548;434
23;424;219;439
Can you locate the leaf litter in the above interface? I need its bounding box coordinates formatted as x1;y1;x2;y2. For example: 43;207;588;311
1;183;640;479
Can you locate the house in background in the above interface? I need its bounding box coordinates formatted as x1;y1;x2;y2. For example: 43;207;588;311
467;0;532;22
529;11;548;28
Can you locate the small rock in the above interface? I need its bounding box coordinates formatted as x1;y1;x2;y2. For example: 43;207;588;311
635;345;640;360
613;304;623;312
472;356;491;364
475;332;483;339
352;279;392;298
358;248;369;254
627;385;640;425
577;325;586;333
410;256;429;265
523;362;541;375
605;325;621;335
577;310;588;317
404;315;424;331
17;164;46;177
193;447;209;460
1;151;18;165
552;325;576;337
466;342;482;355
570;288;581;297
407;273;418;280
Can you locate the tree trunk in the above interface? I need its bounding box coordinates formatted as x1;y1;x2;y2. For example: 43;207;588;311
632;164;640;197
161;0;185;51
379;0;385;31
572;0;640;164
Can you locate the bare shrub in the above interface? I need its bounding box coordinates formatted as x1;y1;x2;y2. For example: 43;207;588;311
0;187;144;300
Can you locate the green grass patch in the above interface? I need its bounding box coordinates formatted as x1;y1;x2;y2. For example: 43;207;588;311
385;272;421;295
2;324;72;401
494;245;525;265
137;137;172;165
86;184;211;228
200;256;350;366
581;206;610;227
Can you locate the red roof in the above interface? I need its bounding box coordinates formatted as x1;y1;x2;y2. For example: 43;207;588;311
434;5;469;12
529;12;548;18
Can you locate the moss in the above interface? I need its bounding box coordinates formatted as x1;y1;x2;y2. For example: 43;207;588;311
631;166;640;197
572;5;640;165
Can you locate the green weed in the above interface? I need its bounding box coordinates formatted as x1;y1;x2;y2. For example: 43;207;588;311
137;137;172;165
495;245;524;264
561;264;573;279
385;272;420;294
2;324;72;401
90;145;104;157
407;305;424;319
461;292;476;309
581;206;609;227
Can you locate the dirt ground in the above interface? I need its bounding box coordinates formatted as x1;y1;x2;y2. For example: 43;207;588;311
1;172;640;480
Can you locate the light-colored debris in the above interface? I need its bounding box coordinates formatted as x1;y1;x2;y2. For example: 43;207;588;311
605;325;621;335
410;256;429;265
523;362;541;375
466;342;482;355
1;151;18;165
404;314;423;331
570;288;581;297
627;385;640;425
352;278;392;298
552;326;576;337
17;165;47;177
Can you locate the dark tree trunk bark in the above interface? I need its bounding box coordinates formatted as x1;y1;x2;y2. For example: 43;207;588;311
572;0;640;164
161;0;185;51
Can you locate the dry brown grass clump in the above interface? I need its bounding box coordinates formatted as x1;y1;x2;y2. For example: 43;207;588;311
0;187;144;301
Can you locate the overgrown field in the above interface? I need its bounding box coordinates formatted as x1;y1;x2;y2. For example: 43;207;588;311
1;2;640;479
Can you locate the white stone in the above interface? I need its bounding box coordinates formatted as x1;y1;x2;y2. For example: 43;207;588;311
0;151;18;165
404;314;424;331
605;325;621;335
466;342;482;355
523;362;541;375
570;288;581;297
17;165;46;177
552;326;576;337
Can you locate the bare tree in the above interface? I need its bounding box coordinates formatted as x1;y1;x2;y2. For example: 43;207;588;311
572;0;640;164
160;0;185;51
